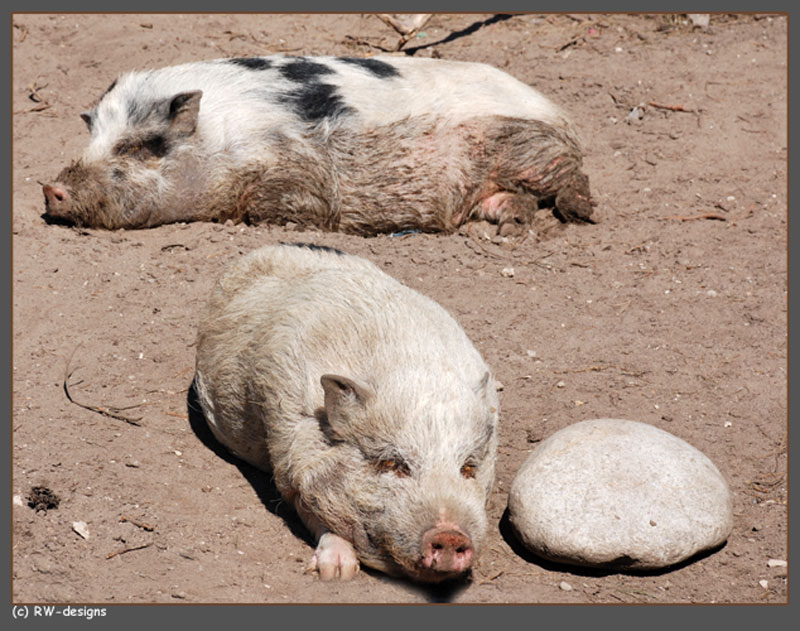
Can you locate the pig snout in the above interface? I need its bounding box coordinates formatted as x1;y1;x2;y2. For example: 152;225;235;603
421;525;475;576
42;183;74;223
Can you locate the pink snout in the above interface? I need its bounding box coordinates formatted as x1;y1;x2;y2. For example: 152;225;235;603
42;183;70;215
421;526;475;575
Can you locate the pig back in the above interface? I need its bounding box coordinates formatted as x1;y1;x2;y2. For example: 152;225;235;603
194;243;494;471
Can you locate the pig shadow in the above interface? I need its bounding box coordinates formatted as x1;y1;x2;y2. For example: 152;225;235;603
498;507;729;577
186;378;314;547
187;377;482;603
366;568;475;604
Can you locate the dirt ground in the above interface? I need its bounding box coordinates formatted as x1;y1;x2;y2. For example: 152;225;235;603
11;13;788;605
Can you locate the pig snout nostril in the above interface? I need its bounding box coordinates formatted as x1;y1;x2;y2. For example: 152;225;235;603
422;528;475;574
44;184;68;204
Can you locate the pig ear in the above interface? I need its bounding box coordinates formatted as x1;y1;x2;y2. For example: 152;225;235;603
320;374;372;432
168;90;203;136
80;111;93;131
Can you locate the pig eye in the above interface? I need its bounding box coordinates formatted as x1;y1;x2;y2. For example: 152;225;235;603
460;462;477;479
115;134;168;160
375;458;410;478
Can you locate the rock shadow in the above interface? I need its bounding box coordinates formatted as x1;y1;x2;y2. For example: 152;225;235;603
498;506;729;577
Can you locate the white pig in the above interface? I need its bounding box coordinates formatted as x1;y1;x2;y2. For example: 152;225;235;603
193;243;500;581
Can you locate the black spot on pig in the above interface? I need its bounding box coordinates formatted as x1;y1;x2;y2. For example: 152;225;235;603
279;58;336;83
101;79;118;99
337;57;400;78
283;242;346;256
280;83;352;123
228;57;274;71
114;133;170;160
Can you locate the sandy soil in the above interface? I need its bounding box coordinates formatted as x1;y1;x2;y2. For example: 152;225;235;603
11;13;787;604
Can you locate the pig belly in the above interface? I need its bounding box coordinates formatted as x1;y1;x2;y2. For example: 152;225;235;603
332;114;592;235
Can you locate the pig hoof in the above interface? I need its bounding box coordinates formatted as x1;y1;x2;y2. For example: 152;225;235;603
554;174;595;224
309;532;360;581
497;215;528;238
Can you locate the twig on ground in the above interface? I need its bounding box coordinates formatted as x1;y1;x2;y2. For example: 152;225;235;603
63;345;143;426
15;23;29;42
478;570;505;585
106;542;153;560
558;35;586;51
120;515;155;531
664;212;727;222
648;101;695;113
343;34;394;52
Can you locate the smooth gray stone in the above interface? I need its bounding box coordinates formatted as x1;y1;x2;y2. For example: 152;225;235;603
508;418;733;570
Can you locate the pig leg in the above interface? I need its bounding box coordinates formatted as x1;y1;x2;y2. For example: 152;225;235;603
309;531;360;581
484;118;595;225
296;503;360;580
468;191;538;237
553;171;594;223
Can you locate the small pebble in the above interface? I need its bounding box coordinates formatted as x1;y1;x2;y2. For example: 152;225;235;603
559;581;573;591
501;267;515;278
759;579;769;589
767;559;787;568
72;521;90;540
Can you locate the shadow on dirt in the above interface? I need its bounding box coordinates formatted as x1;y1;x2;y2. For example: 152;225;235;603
186;377;314;547
403;14;515;55
187;376;484;602
498;506;728;577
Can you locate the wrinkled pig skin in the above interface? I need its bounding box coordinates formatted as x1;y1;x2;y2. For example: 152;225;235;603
43;55;594;235
193;243;500;582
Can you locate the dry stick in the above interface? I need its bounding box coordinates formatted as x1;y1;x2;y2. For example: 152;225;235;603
462;227;511;261
120;515;155;531
664;212;727;222
106;542;153;560
343;34;394;52
648;101;695;113
63;345;143;426
557;35;585;52
478;570;505;585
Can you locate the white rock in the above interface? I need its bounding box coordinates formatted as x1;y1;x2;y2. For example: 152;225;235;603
767;559;787;568
72;521;90;540
687;14;710;27
508;418;733;570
